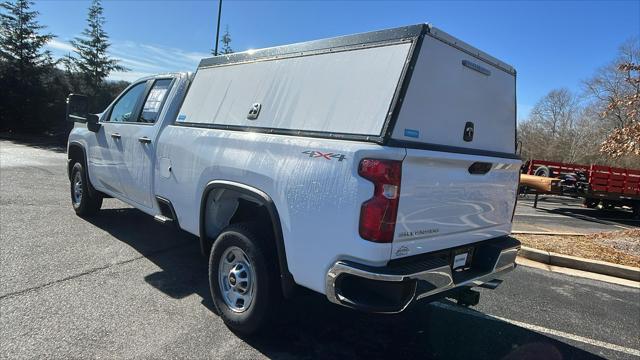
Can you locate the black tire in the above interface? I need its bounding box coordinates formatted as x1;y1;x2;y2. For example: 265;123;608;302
632;203;639;219
534;166;553;178
70;162;103;216
208;223;280;335
583;198;599;209
602;201;615;210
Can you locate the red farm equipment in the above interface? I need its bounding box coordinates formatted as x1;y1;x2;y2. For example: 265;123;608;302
523;159;640;218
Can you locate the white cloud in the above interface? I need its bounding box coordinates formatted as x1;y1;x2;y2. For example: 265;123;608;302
45;38;209;82
138;44;209;68
112;55;166;72
109;71;155;82
183;51;209;63
47;39;75;52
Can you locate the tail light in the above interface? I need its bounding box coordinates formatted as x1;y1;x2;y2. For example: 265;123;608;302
358;159;402;243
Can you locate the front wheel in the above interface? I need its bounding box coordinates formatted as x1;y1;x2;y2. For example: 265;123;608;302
70;162;103;216
209;223;280;335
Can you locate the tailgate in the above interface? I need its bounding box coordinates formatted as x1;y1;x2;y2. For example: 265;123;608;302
391;149;520;259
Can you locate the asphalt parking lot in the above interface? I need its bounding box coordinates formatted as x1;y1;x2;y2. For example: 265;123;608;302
514;195;639;234
1;139;639;359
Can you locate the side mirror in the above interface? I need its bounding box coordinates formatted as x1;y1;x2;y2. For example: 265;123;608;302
67;93;101;132
66;94;89;123
87;114;100;133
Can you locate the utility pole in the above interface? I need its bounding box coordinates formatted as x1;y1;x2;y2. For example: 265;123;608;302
214;0;222;56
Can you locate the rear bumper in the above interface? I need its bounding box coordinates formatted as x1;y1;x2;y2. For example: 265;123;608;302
325;236;520;313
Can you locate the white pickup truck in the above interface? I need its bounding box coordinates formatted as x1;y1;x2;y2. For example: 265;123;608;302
66;24;521;334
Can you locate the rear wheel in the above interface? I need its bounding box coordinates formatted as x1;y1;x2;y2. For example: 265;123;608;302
70;162;102;216
208;223;280;335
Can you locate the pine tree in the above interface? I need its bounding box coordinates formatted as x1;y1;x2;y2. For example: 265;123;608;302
211;25;233;56
70;0;126;94
0;0;55;132
0;0;54;73
220;25;233;54
61;51;82;93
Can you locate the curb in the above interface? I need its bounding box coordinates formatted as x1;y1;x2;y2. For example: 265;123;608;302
519;246;640;282
512;231;587;236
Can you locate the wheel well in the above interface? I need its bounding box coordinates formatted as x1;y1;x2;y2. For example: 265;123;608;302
199;183;295;297
202;192;271;253
67;143;85;180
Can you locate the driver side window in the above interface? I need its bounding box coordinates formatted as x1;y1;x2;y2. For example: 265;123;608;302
108;82;147;123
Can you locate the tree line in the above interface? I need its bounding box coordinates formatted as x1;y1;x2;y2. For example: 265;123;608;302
1;0;636;168
518;38;640;168
0;0;129;137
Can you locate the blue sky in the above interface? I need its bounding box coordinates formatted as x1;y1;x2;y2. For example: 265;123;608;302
36;0;639;120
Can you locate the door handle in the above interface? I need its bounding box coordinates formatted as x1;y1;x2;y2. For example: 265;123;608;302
138;136;152;144
110;133;121;139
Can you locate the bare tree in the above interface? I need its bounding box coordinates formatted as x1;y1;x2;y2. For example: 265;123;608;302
584;38;639;130
519;38;640;168
529;88;578;137
583;38;639;160
599;61;640;158
520;88;586;163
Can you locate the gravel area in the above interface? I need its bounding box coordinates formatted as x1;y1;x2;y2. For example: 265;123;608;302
589;230;640;256
514;229;640;268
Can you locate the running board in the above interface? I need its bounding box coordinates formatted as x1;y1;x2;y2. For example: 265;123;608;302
154;214;173;225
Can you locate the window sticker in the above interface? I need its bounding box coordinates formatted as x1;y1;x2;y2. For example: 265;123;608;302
143;87;169;113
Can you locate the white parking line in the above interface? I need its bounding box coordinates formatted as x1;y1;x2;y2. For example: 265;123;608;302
433;302;640;357
511;230;588;236
597;218;639;222
561;211;635;230
514;213;568;218
515;212;638;229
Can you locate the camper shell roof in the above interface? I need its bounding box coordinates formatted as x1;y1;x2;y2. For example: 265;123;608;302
198;23;514;75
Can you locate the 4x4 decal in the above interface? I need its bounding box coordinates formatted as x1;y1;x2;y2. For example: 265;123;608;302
302;150;347;162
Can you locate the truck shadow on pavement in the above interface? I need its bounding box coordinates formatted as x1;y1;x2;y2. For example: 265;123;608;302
546;206;638;228
247;295;606;360
521;196;639;227
0;136;67;153
86;206;605;360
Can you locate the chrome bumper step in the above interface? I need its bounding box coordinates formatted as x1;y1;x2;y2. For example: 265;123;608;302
325;237;520;313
